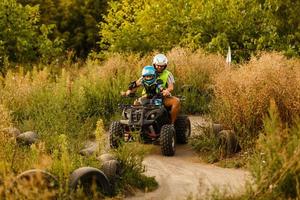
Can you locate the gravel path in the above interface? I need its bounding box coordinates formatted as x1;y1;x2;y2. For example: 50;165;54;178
126;116;251;200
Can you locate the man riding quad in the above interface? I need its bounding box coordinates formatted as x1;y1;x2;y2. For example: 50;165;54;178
123;54;180;124
152;54;181;125
110;60;191;156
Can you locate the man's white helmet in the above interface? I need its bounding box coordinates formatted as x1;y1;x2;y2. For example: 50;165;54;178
152;54;168;66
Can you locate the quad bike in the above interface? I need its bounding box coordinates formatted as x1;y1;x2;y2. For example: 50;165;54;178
108;94;191;156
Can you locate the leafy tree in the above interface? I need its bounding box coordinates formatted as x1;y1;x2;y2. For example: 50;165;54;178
262;0;300;57
0;0;39;63
184;0;267;61
100;0;300;61
100;0;192;53
0;0;62;70
19;0;108;57
100;0;147;52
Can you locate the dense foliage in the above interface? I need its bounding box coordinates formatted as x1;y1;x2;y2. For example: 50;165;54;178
18;0;108;58
101;0;300;61
0;0;63;69
250;103;300;199
2;0;299;65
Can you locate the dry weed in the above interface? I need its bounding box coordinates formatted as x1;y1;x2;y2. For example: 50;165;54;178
213;52;300;143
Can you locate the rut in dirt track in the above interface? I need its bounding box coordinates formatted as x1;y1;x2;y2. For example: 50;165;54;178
126;116;251;200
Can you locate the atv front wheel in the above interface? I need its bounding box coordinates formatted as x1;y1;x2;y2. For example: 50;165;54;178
175;115;191;144
160;124;176;156
109;121;124;148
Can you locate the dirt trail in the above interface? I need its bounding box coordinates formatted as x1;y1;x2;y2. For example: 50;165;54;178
126;116;251;200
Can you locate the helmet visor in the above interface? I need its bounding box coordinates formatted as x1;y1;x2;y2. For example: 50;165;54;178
143;75;155;80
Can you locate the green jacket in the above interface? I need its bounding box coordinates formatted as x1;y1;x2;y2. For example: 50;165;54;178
141;69;171;96
157;69;171;89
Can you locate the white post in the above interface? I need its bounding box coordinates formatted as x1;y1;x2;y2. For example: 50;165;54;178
226;46;231;66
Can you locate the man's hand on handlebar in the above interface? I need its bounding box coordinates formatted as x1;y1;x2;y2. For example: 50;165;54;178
162;89;171;97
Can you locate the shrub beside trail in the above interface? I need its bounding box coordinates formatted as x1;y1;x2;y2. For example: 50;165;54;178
250;102;300;199
212;52;300;147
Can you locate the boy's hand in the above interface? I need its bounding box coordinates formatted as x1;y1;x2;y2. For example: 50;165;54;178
120;91;127;96
121;90;131;96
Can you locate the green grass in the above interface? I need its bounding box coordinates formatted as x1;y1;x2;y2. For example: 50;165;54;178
112;142;158;195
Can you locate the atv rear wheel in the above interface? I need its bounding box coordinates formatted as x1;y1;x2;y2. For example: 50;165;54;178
160;124;176;156
109;121;124;148
175;115;191;144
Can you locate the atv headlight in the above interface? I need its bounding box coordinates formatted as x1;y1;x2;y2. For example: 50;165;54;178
150;113;156;119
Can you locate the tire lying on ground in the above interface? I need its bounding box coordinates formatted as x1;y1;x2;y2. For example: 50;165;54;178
212;123;224;135
101;160;120;179
16;131;38;145
69;167;111;196
15;169;58;187
13;169;58;198
2;127;21;138
97;153;115;163
79;141;99;156
218;130;241;157
174;115;191;144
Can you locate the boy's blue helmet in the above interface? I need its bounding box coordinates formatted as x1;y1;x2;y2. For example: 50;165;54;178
142;65;156;86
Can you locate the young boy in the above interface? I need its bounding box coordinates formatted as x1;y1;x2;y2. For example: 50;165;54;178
121;65;163;105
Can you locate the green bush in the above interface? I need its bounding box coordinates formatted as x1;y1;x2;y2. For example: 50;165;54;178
249;101;300;199
113;143;158;194
189;132;220;163
18;0;108;58
0;0;63;69
100;0;300;61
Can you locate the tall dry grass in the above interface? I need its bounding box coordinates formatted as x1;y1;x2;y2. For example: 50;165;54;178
0;104;13;179
1;48;299;198
0;48;222;146
213;52;300;147
249;101;300;199
0;52;176;198
0;48;223;198
167;48;225;113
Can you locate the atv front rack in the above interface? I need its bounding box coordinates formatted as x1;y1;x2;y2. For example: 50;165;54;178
120;105;156;127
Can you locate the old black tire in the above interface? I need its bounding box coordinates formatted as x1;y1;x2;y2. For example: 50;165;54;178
13;169;59;198
109;121;124;148
101;160;120;179
212;123;224;135
175;115;191;144
218;130;241;157
160;124;176;156
69;167;111;196
15;169;58;188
